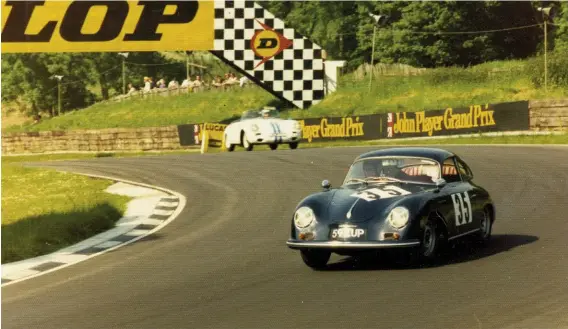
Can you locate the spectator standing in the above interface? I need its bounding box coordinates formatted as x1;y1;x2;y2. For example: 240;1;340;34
143;77;151;93
211;76;223;89
181;77;192;91
127;83;137;95
192;75;203;92
168;78;179;89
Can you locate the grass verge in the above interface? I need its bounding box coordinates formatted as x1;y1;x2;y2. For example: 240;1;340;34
5;59;568;133
1;156;131;263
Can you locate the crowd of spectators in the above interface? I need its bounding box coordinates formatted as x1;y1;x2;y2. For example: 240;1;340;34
125;73;250;97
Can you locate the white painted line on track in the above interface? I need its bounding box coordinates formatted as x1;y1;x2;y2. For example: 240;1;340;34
95;240;123;249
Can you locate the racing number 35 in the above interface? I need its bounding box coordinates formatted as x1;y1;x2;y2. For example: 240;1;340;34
451;191;473;227
351;185;411;202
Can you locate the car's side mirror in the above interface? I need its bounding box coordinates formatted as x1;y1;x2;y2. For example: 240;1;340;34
322;179;331;190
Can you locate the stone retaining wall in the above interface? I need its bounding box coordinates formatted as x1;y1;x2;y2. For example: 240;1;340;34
1;126;190;155
529;99;568;131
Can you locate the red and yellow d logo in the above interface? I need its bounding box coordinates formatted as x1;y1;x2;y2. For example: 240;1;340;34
250;19;292;69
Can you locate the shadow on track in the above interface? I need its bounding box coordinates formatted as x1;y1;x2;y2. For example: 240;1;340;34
321;234;539;271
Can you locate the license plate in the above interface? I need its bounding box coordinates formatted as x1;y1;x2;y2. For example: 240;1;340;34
330;226;366;240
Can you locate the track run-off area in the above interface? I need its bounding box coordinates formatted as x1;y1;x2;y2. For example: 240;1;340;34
2;145;568;329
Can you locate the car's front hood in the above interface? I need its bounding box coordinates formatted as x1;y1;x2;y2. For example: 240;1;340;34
247;118;296;132
326;183;429;223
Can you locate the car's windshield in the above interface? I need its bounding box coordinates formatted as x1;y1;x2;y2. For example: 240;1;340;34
343;156;441;185
241;110;261;120
241;109;280;120
261;109;279;118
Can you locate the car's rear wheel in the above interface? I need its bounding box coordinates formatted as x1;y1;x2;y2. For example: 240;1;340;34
241;132;253;151
269;143;278;150
476;206;493;244
225;134;235;152
300;249;330;269
289;142;299;150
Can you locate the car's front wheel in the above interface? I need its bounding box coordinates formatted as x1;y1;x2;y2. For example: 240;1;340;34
418;215;445;262
241;132;253;151
289;142;299;150
300;249;330;269
225;134;235;152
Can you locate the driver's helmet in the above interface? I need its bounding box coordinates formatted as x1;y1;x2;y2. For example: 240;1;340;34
362;159;381;177
261;109;270;118
381;159;403;177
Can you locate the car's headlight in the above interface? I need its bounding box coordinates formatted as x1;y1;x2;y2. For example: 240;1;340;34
387;206;410;229
294;206;315;229
251;124;259;132
293;121;301;130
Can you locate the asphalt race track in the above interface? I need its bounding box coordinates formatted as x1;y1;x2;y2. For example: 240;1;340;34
2;145;568;329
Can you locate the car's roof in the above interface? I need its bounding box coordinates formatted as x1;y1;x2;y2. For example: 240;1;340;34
356;147;455;163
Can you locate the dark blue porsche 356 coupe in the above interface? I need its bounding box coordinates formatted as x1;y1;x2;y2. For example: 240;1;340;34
286;147;495;269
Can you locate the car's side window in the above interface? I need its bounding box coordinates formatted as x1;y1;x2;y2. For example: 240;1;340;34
442;157;460;183
456;158;473;181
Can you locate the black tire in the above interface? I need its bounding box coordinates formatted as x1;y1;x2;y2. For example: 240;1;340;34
475;206;493;245
241;132;253;151
289;142;299;150
269;143;278;150
418;215;444;262
225;135;235;152
300;249;331;269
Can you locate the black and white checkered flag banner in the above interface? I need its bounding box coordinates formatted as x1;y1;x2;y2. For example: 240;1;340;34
211;0;325;109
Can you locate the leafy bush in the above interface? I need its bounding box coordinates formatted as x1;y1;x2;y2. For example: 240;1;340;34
526;51;568;88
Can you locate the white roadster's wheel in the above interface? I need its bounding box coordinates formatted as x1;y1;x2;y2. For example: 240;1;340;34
225;135;235;152
241;132;253;151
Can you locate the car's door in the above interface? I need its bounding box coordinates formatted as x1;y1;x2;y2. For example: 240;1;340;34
454;156;486;232
434;156;477;237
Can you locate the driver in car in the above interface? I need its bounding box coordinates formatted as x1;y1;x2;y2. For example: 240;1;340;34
362;159;389;178
261;109;272;118
363;159;432;183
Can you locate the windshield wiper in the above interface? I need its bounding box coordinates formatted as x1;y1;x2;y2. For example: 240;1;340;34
344;178;368;185
365;176;403;183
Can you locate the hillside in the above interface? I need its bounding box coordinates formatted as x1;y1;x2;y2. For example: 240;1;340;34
4;59;567;133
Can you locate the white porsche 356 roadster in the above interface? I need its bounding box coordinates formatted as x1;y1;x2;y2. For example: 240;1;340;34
224;108;303;151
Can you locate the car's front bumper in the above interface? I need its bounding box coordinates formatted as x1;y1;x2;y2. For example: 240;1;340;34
251;132;301;144
286;239;421;250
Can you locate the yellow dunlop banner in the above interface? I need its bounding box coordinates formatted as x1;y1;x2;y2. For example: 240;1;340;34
1;0;214;53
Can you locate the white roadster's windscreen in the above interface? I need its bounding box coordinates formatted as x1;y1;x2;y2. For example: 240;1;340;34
344;157;442;185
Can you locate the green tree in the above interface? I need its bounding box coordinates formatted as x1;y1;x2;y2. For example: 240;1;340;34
1;53;95;116
552;1;568;52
